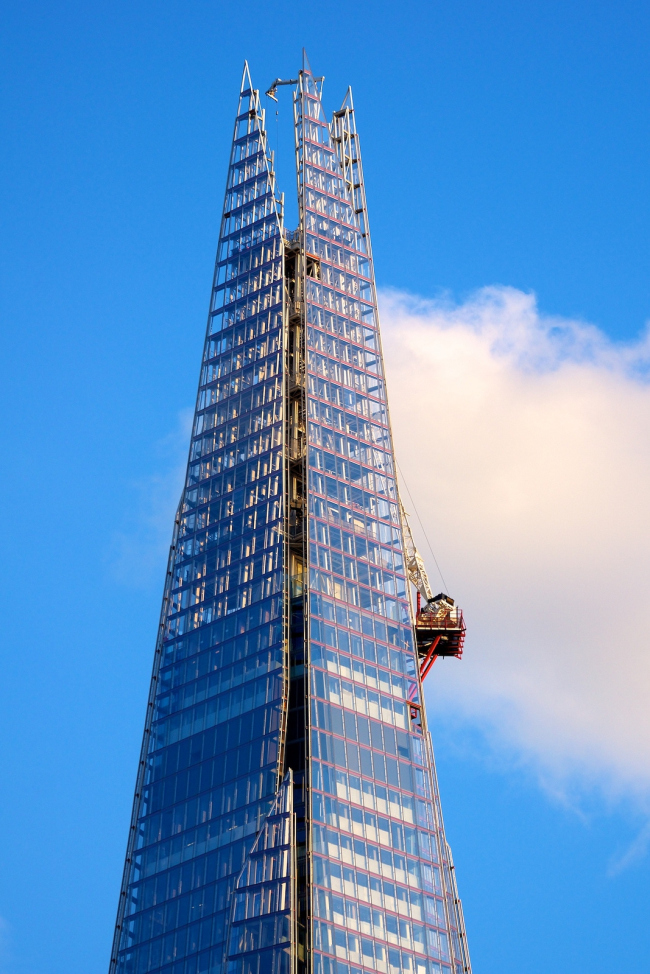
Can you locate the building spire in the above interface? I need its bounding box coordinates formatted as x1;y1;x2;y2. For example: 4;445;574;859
240;59;253;93
340;84;354;112
108;56;472;974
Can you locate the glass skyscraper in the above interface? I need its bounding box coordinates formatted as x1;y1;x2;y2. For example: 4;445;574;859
109;57;472;974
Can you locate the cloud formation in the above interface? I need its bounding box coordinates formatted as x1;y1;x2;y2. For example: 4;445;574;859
379;286;650;802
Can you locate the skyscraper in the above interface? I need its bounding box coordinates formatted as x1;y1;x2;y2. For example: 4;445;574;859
109;57;471;974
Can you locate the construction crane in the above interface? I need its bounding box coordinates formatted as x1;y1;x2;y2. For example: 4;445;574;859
400;499;466;682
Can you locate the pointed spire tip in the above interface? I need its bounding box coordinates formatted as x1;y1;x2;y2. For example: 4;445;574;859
240;60;253;93
302;47;313;75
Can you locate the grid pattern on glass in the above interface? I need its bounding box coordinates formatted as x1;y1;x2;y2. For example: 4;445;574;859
297;66;466;974
112;69;287;974
225;772;295;974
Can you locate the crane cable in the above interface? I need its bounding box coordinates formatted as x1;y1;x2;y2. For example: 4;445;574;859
396;460;449;594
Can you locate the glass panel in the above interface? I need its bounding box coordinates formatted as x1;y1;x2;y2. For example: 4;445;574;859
296;64;468;974
111;66;286;974
225;772;295;974
110;57;471;974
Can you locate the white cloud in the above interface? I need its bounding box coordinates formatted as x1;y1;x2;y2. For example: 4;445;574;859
379;286;650;803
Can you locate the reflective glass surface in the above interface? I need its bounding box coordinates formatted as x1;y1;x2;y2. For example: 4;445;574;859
296;68;467;974
225;772;295;974
111;71;287;974
111;59;471;974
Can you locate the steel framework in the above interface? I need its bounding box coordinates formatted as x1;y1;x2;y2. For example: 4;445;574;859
108;56;472;974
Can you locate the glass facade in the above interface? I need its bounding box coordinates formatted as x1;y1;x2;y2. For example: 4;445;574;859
225;772;295;974
109;59;471;974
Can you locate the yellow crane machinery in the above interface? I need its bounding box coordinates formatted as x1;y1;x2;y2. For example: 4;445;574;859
399;499;466;682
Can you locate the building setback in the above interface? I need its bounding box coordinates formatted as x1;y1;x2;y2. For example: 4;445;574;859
109;56;472;974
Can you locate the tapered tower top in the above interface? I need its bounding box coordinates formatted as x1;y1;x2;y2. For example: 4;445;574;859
108;58;471;974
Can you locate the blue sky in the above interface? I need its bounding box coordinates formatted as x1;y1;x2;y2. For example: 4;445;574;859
1;1;649;972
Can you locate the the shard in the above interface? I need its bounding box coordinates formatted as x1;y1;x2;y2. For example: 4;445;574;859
109;57;472;974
